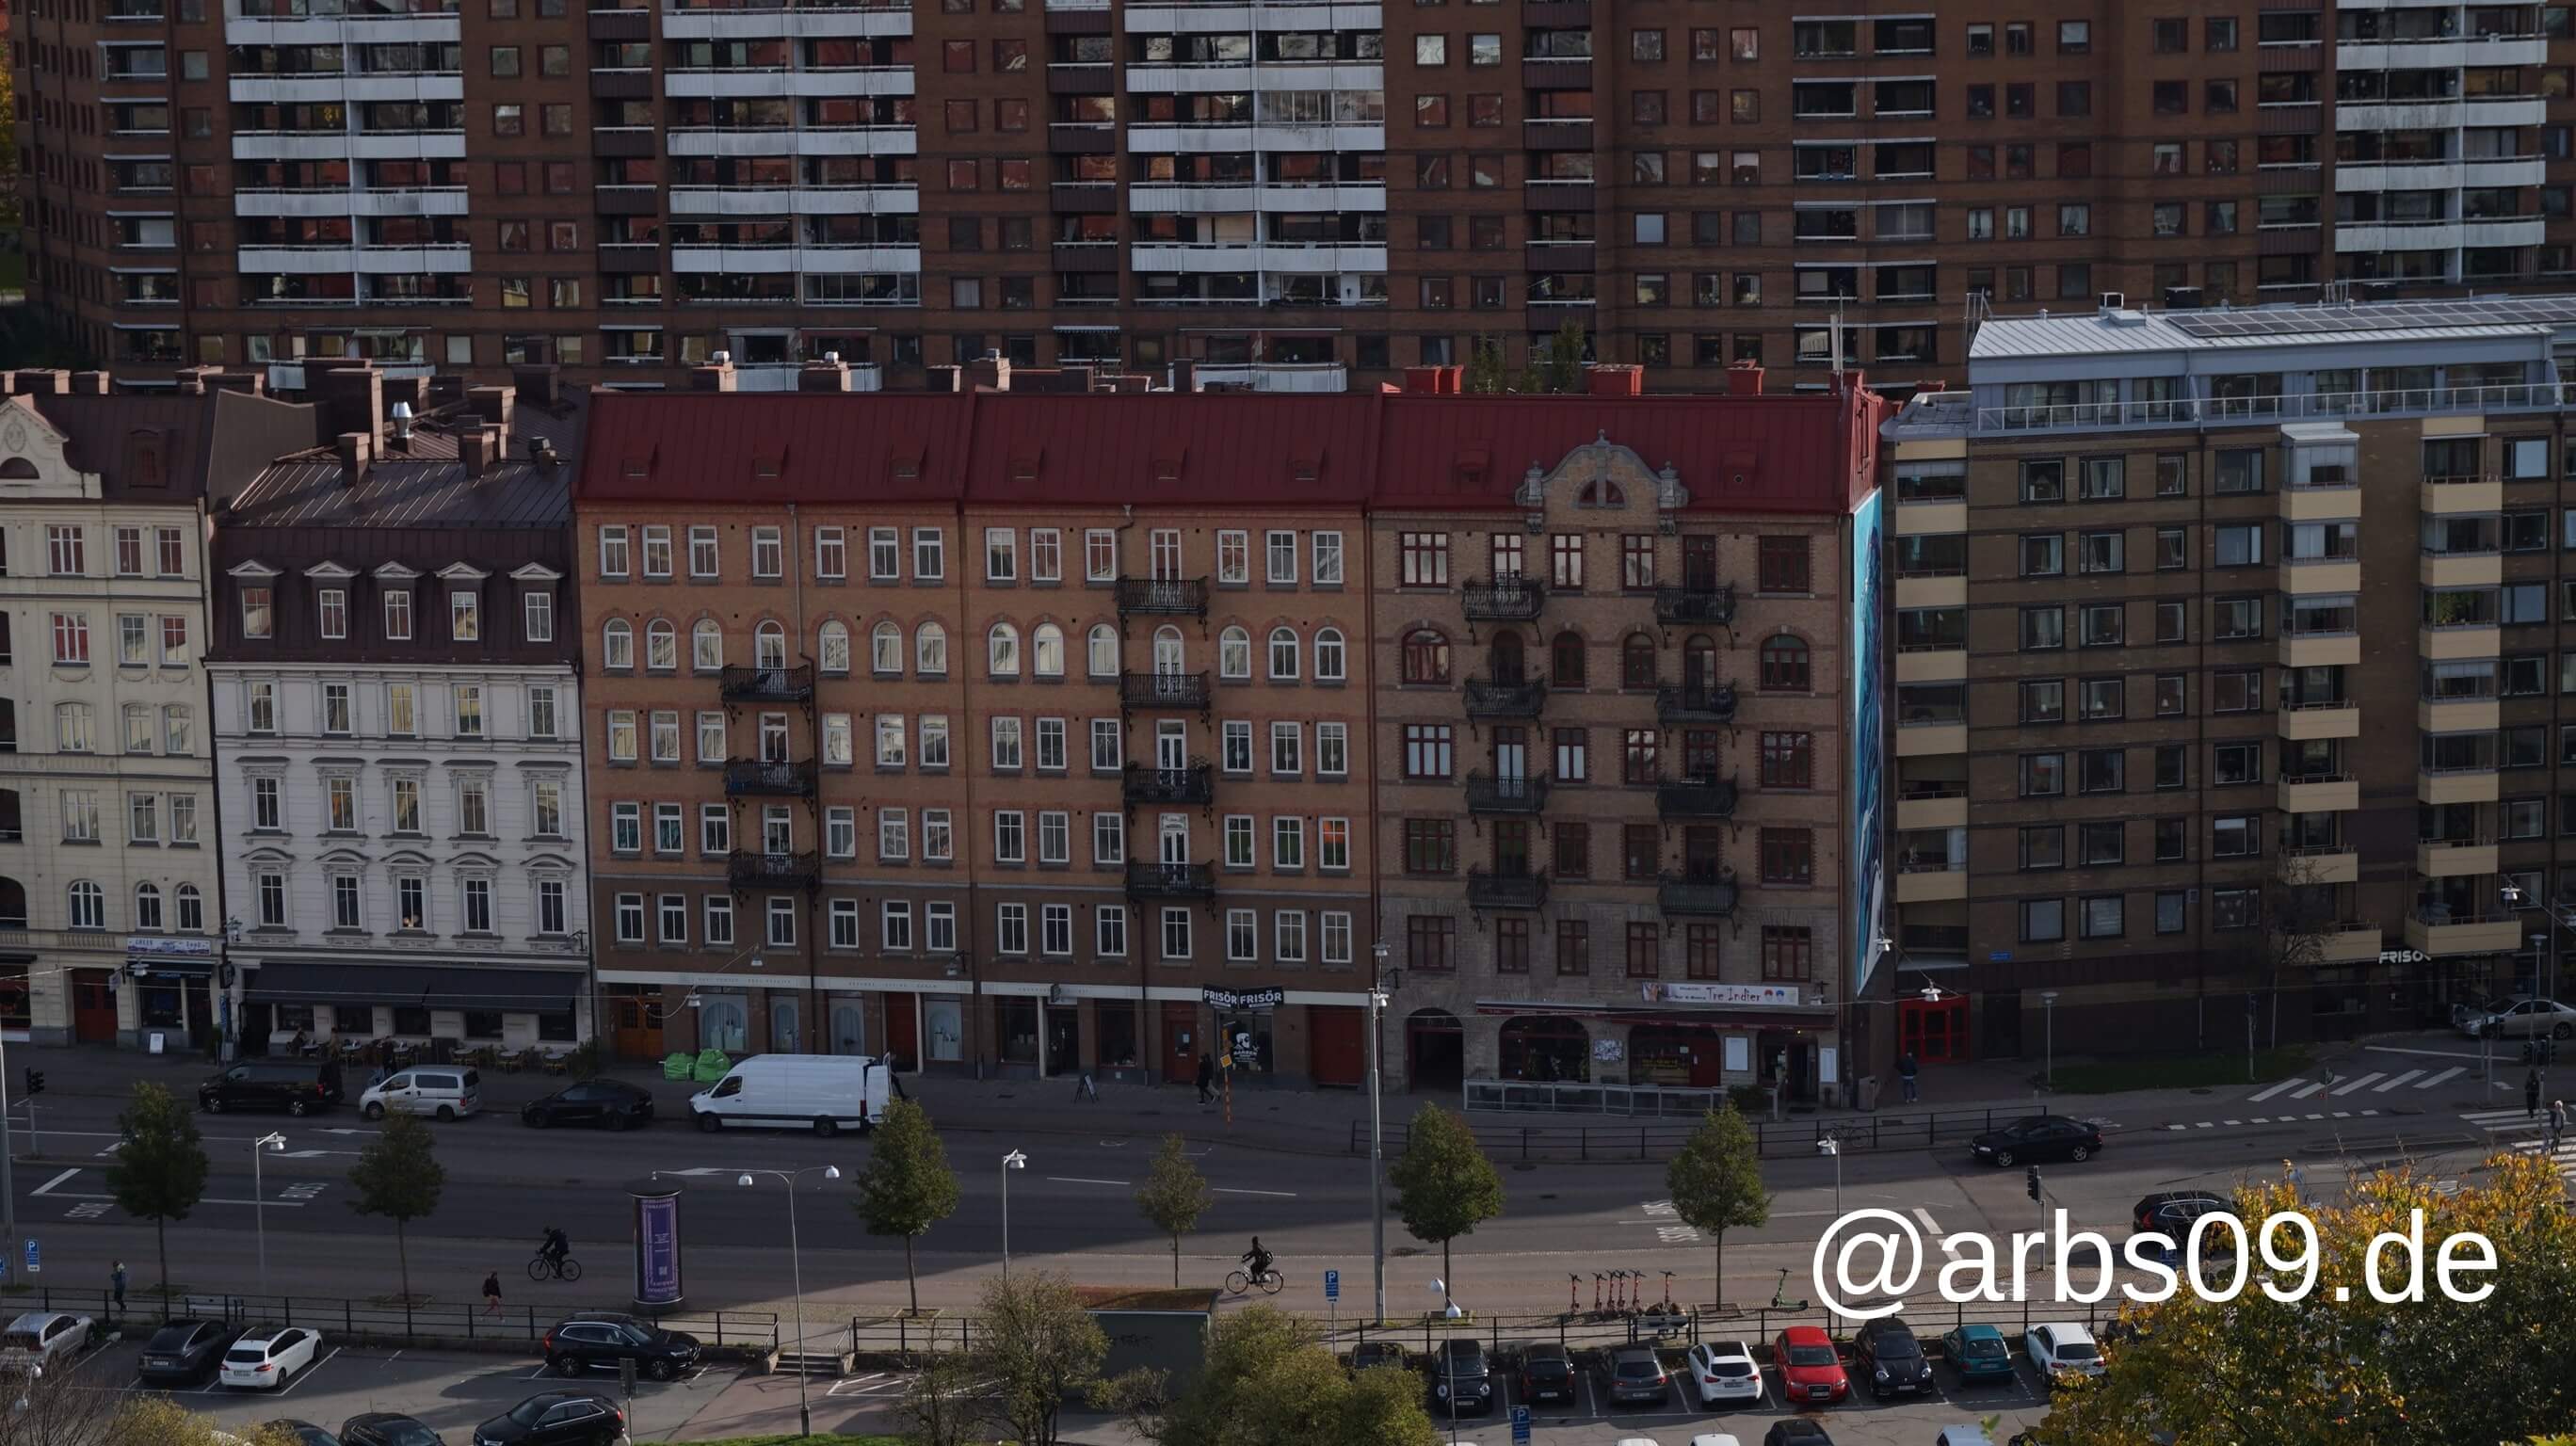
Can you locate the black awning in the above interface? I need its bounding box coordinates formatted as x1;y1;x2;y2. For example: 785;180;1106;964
247;961;581;1013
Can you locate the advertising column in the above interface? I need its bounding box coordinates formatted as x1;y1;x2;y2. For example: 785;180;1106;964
631;1184;684;1309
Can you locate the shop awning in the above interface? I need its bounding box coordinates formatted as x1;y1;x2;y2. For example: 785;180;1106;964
247;961;581;1014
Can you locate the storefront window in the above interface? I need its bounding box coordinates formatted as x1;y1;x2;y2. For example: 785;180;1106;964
1097;1003;1138;1069
1499;1017;1590;1082
698;995;749;1052
464;1010;504;1039
997;997;1039;1067
1631;1024;1730;1087
275;1004;315;1033
925;998;965;1062
539;1011;578;1042
1220;1012;1271;1073
0;965;29;1031
393;1005;433;1036
333;1004;374;1035
141;986;185;1028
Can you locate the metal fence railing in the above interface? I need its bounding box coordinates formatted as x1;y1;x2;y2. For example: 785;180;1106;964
1355;1104;2097;1163
17;1287;778;1353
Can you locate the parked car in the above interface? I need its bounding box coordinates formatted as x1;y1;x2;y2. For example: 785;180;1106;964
1682;1340;1763;1407
2026;1323;2106;1387
200;1060;343;1117
541;1313;701;1381
2130;1191;2227;1237
1348;1341;1408;1375
1970;1115;2103;1166
0;1312;93;1374
1937;1428;1996;1446
263;1422;343;1446
1599;1344;1672;1407
342;1414;446;1446
522;1081;656;1131
220;1326;322;1390
1425;1338;1494;1416
1691;1437;1747;1446
137;1319;241;1385
1771;1326;1849;1406
472;1392;625;1446
1940;1325;2017;1385
2455;994;2532;1031
360;1068;483;1121
689;1053;894;1136
1517;1342;1576;1404
1762;1422;1835;1446
2461;997;2576;1040
1851;1319;1935;1400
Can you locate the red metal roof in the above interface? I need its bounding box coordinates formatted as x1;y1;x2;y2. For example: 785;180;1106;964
577;389;1869;514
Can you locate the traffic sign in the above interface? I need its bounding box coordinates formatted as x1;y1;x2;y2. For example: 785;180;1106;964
1323;1269;1340;1301
1511;1406;1532;1444
24;1239;38;1275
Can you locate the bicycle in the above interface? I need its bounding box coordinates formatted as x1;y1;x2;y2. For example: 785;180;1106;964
528;1253;585;1283
1225;1265;1285;1295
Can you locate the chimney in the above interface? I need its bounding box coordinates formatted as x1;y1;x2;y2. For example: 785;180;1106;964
1401;366;1442;395
386;401;415;453
1725;362;1766;398
1057;364;1094;394
1439;365;1463;394
427;375;468;409
11;369;68;395
333;430;372;483
1586;364;1644;398
205;371;266;396
464;384;517;442
382;374;428;417
690;354;737;393
797;354;852;393
967;349;1010;393
1916;379;1947;394
173;367;216;395
921;365;963;394
458;425;493;477
1170;359;1198;394
68;371;111;395
319;365;385;449
509;363;560;409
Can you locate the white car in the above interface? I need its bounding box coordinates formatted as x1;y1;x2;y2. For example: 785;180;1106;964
2461;997;2576;1040
2025;1323;2105;1385
1691;1438;1747;1446
0;1311;92;1374
219;1326;322;1389
1682;1341;1764;1406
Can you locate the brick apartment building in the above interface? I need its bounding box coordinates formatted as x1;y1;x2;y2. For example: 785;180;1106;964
1879;291;2576;1063
16;0;2576;394
574;360;1889;1099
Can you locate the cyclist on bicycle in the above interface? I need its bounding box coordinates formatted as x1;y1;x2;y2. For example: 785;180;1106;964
1239;1236;1273;1283
540;1227;571;1269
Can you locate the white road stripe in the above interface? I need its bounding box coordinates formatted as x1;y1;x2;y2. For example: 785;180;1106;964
2247;1079;2302;1103
1214;1187;1297;1197
2372;1069;2425;1093
2222;1119;2242;1126
2366;1044;2487;1060
1045;1177;1128;1186
2329;1072;2384;1096
2292;1082;2328;1100
2418;1066;2467;1089
29;1168;77;1197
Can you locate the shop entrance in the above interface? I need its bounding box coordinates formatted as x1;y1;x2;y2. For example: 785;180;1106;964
1406;1008;1464;1092
1498;1016;1589;1082
1044;1004;1081;1076
1899;994;1971;1063
607;988;666;1061
72;970;118;1044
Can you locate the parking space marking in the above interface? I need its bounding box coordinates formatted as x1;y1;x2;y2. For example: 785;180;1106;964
30;1167;79;1196
270;1346;342;1398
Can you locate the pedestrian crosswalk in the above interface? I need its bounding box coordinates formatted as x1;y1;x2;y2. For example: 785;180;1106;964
2246;1066;2466;1103
2460;1108;2576;1182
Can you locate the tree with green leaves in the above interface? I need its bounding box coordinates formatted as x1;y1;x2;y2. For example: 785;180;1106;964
105;1081;208;1318
974;1270;1107;1446
854;1099;962;1313
898;1353;991;1446
1665;1105;1770;1307
1536;317;1588;393
1460;336;1508;394
1103;1305;1439;1446
347;1112;444;1303
1132;1134;1213;1287
1387;1102;1504;1303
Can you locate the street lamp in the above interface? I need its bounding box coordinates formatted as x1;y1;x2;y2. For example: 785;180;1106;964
2038;991;2060;1092
2499;881;2567;1097
1001;1149;1027;1279
1368;941;1399;1323
1427;1280;1469;1446
1816;1133;1843;1216
252;1132;285;1296
737;1164;841;1437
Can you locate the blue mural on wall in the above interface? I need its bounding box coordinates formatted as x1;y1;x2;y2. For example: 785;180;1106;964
1849;490;1888;999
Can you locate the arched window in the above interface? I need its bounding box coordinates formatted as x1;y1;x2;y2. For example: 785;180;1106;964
1620;633;1658;689
987;621;1022;676
690;618;724;671
818;620;850;675
67;879;105;931
1576;477;1627;507
1267;627;1300;681
176;882;204;932
134;882;164;931
871;621;903;675
1217;626;1250;680
0;876;24;927
755;620;788;668
1402;629;1452;684
1087;623;1119;678
1314;626;1346;683
644;619;677;670
1152;625;1186;675
916;621;948;675
1761;634;1811;691
1551;631;1587;688
0;458;39;480
602;619;634;669
1031;622;1065;678
1489;632;1524;685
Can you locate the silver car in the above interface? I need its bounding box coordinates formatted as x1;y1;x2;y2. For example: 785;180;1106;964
2461;997;2576;1040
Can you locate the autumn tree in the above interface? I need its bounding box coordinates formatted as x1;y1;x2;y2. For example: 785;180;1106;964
1387;1102;1504;1304
1665;1105;1771;1307
1132;1134;1213;1287
854;1099;962;1313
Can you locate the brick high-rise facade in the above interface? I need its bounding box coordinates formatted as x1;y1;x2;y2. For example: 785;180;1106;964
19;0;2576;394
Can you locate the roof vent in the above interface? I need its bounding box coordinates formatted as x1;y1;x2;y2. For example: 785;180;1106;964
2099;292;2126;312
389;400;414;449
712;350;733;364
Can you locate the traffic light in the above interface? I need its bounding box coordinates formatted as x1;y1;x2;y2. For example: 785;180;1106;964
2025;1165;2042;1202
22;1067;41;1099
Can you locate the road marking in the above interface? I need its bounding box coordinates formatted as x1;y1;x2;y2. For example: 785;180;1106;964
2221;1119;2242;1127
64;1202;109;1220
30;1168;78;1197
271;1346;340;1398
2291;1082;2328;1100
1044;1177;1127;1186
2246;1079;2302;1102
2366;1044;2487;1061
2328;1072;2384;1096
2164;1109;2383;1133
1213;1187;1296;1197
2372;1069;2424;1093
2418;1066;2468;1089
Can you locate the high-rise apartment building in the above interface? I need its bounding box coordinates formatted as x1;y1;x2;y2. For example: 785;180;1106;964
20;0;2576;394
1879;291;2576;1063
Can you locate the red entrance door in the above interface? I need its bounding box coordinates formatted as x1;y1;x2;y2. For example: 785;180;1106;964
1309;1005;1364;1087
1900;994;1971;1062
71;970;117;1044
884;993;921;1071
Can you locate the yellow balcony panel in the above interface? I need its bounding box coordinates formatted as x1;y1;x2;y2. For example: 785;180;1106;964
2418;698;2501;733
1895;868;1969;903
2278;774;2359;812
1896;795;1970;831
2418;767;2502;805
1895;723;1967;757
2279;702;2362;740
2416;840;2500;877
2280;486;2362;522
1893;501;1967;537
2317;924;2384;963
2406;912;2524;956
1895;648;1967;683
2286;848;2360;884
2282;633;2362;668
1894;575;1969;610
2421;477;2504;513
2283;560;2362;593
2420;553;2504;589
2420;625;2503;661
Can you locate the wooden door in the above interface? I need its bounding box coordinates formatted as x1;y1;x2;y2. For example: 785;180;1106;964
71;970;117;1044
608;991;667;1061
1309;1005;1364;1087
884;993;920;1071
1162;1001;1201;1081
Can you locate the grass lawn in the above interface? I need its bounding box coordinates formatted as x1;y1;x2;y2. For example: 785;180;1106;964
2049;1044;2312;1095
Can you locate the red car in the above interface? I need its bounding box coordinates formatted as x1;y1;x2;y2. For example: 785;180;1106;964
1772;1326;1849;1406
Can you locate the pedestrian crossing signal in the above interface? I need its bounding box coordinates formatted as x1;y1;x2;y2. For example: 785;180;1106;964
20;1068;40;1099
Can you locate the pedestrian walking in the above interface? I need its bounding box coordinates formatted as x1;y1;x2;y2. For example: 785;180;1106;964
2550;1099;2568;1155
1195;1052;1216;1105
482;1270;504;1318
1071;1070;1099;1102
2527;1066;2543;1119
1897;1052;1920;1105
111;1261;127;1316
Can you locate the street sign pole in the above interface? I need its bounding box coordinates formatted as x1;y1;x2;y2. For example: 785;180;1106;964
1325;1268;1340;1343
1511;1405;1532;1446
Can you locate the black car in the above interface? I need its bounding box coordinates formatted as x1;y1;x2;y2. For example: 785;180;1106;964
266;1422;344;1446
1851;1320;1935;1400
1348;1341;1407;1375
200;1059;344;1117
1425;1338;1494;1416
343;1414;446;1446
1969;1115;2103;1166
1518;1342;1576;1404
1764;1421;1835;1446
137;1318;240;1385
472;1393;623;1446
522;1081;656;1132
2131;1191;2225;1236
1599;1344;1671;1407
540;1313;701;1380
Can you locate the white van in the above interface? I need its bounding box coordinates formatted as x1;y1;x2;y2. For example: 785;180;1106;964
689;1053;893;1136
360;1067;483;1121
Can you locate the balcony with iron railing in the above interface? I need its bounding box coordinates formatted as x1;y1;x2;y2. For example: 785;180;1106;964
1464;771;1551;814
1464;677;1546;718
1121;670;1210;712
1656;774;1739;819
1116;576;1209;618
1466;867;1549;911
718;663;815;702
1125;860;1216;899
1657;873;1740;917
1461;575;1544;621
728;849;820;889
1654;583;1736;626
1123;762;1215;807
723;758;818;796
1656;682;1738;724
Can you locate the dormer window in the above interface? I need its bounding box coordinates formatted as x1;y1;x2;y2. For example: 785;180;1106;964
510;562;564;646
524;592;554;643
451;591;480;642
317;589;347;639
241;586;273;639
383;589;412;640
